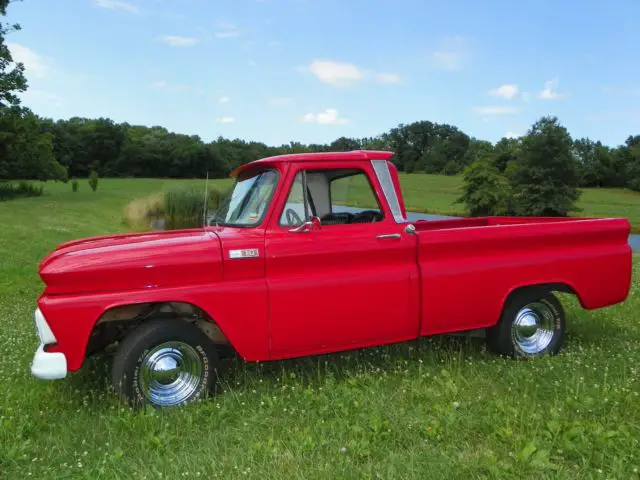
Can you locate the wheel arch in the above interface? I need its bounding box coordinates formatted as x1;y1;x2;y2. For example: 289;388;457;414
87;300;235;358
497;281;582;324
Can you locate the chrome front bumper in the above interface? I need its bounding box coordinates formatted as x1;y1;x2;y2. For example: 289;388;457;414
31;308;67;380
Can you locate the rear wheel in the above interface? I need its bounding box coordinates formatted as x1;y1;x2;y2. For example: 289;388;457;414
487;289;566;358
111;318;220;408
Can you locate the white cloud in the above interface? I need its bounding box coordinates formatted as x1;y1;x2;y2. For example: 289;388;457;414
93;0;140;13
431;36;467;71
158;35;199;47
489;84;518;100
307;60;364;86
472;106;519;115
216;117;235;124
215;22;241;38
269;97;294;106
6;43;50;78
504;131;521;139
375;73;402;84
303;60;402;87
218;96;230;104
538;78;566;100
300;108;349;125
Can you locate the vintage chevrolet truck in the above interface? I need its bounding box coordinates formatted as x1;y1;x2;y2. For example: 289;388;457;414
30;150;633;408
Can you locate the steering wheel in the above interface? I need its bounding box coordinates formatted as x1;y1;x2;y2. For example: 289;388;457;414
353;210;382;223
286;208;303;225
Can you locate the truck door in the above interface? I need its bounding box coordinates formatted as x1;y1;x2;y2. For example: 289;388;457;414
265;160;419;358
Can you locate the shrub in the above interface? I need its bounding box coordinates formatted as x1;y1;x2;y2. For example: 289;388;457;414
122;193;164;230
456;158;513;216
18;181;43;197
0;181;44;201
164;185;223;230
88;170;99;192
72;178;79;192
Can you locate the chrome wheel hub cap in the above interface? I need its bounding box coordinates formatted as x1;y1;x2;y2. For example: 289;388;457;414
512;302;556;355
139;341;203;406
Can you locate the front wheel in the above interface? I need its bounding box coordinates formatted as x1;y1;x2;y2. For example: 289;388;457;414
111;318;220;408
486;290;566;358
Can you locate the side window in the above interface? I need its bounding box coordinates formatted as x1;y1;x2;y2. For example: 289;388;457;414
279;168;384;228
279;172;307;227
328;171;383;223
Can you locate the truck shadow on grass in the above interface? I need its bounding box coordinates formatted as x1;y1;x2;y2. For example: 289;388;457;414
74;334;489;399
66;309;624;410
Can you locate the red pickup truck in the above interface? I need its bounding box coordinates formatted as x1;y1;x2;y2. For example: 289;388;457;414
31;150;633;408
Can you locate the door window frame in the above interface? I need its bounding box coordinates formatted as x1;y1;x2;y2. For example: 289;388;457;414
274;163;388;230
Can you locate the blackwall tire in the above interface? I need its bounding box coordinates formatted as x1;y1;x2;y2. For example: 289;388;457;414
111;318;220;408
487;290;566;358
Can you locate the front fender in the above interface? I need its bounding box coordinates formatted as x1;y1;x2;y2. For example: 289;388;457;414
39;279;269;371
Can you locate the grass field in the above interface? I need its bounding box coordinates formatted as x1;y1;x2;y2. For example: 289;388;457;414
0;178;639;478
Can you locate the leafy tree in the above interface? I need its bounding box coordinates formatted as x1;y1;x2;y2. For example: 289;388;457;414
510;116;581;216
457;157;513;216
329;137;361;152
621;136;640;191
492;137;521;172
0;0;27;108
572;138;617;187
0;107;66;181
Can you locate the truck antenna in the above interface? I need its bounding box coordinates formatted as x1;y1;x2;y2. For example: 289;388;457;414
202;171;209;228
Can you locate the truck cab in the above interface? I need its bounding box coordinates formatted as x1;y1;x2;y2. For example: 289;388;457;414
30;150;632;409
211;151;419;358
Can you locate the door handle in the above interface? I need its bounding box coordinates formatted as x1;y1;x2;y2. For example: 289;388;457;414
376;233;401;239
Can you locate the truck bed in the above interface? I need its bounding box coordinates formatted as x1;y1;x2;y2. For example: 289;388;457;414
413;216;632;337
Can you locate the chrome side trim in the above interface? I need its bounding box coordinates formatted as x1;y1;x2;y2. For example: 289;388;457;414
371;160;406;224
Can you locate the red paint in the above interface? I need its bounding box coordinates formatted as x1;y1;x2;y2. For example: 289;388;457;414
35;150;633;372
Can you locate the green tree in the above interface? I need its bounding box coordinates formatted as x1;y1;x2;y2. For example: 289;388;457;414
457;157;513;216
491;137;521;172
622;135;640;191
510;116;581;216
573;138;616;187
0;107;66;180
0;0;27;108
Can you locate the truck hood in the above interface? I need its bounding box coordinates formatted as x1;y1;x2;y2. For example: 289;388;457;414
39;229;223;295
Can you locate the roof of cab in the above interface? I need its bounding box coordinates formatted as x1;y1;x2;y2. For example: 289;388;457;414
230;150;395;177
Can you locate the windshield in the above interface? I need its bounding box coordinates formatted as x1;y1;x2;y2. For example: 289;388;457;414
210;169;279;227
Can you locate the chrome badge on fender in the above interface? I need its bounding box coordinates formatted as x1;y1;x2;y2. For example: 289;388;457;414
229;249;260;259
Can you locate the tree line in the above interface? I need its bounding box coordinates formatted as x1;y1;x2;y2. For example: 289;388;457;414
1;108;639;189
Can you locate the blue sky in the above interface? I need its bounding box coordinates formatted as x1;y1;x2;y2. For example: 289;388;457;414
5;0;640;147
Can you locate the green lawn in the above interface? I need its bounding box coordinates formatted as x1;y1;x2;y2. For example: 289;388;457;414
0;179;639;478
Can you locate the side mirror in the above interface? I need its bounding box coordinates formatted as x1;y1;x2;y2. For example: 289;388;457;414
289;216;321;233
